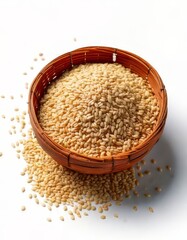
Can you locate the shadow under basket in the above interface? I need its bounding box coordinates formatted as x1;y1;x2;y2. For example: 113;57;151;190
28;46;167;174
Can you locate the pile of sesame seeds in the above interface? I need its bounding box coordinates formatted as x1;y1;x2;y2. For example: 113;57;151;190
38;63;160;157
21;130;136;220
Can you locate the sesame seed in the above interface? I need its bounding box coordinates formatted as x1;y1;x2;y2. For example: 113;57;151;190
21;187;25;193
0;152;3;157
59;216;64;221
21;206;26;211
155;187;162;192
70;215;75;220
132;205;138;211
28;194;33;199
156;167;163;172
165;165;172;171
100;215;106;219
143;170;151;175
144;193;151;198
140;160;146;165
151;159;156;164
63;206;68;211
114;213;119;218
47;217;52;222
148;207;154;213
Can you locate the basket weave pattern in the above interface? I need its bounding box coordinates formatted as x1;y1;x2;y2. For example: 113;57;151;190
29;46;167;174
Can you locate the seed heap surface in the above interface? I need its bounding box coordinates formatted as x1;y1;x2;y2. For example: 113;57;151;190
38;63;159;157
22;131;136;207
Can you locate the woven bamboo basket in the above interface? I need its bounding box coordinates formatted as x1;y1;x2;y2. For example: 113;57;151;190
28;46;167;174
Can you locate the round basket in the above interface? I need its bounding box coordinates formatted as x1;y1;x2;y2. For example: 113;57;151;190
28;46;167;174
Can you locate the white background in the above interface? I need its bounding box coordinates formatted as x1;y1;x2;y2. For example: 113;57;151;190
0;0;187;240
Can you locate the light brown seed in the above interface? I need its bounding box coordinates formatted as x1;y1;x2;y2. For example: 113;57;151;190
156;167;163;172
100;215;106;219
98;207;103;213
138;172;144;178
47;217;52;222
62;205;67;211
70;215;75;220
144;193;151;198
151;159;156;164
132;205;138;211
83;212;88;216
21;206;26;211
165;165;172;171
148;207;154;213
114;213;119;218
59;216;64;221
143;170;151;175
28;194;33;199
0;152;3;157
21;187;25;193
140;160;146;165
155;187;162;192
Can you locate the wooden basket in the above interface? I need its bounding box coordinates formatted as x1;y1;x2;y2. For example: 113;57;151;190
28;46;167;174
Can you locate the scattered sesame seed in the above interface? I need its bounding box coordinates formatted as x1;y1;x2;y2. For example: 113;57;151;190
39;53;43;56
143;170;151;175
98;207;103;213
136;165;141;171
47;206;52;211
133;190;139;197
63;206;68;211
148;207;154;213
30;66;34;70
23;72;27;75
0;152;3;157
114;213;119;218
21;206;26;211
1;95;5;98
41;202;46;207
144;193;151;198
100;215;106;220
10;95;14;100
155;187;162;192
132;205;138;211
41;57;45;61
70;215;75;220
151;159;156;164
47;217;52;222
28;194;33;199
34;58;38;61
59;216;64;221
140;160;146;165
165;165;172;171
83;212;88;216
1;114;6;119
21;187;25;193
156;166;163;172
138;172;144;178
35;198;39;204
